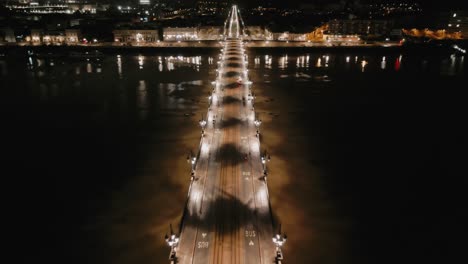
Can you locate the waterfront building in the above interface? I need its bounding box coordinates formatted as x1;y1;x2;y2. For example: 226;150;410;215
197;26;223;40
244;26;273;40
163;27;198;41
30;29;42;44
29;29;66;45
42;32;66;45
28;28;82;45
65;29;81;44
273;32;306;41
113;29;159;43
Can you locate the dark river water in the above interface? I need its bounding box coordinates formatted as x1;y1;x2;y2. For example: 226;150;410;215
1;48;466;263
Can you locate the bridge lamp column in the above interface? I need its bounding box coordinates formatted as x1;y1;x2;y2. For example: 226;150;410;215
191;156;197;174
187;150;197;174
254;119;261;137
272;232;287;262
165;233;179;261
199;119;207;137
261;155;266;174
243;70;249;83
260;151;270;177
211;80;220;92
165;224;179;261
208;95;212;106
216;69;222;78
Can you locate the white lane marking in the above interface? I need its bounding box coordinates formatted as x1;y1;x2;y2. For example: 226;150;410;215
198;241;209;249
245;230;256;237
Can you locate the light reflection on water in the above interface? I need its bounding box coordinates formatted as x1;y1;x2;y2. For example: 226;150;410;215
254;56;260;69
0;54;212;120
249;53;465;78
278;55;288;69
8;52;464;76
316;57;322;67
138;55;144;69
0;52;465;114
137;80;148;120
117;55;122;78
381;56;386;70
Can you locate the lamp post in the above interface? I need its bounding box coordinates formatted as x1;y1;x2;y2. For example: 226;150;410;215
261;150;270;178
187;150;197;174
199;117;207;137
165;224;179;262
272;225;287;263
254;118;261;138
249;92;256;110
191;156;196;173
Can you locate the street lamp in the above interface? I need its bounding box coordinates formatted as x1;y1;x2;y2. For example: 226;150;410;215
272;233;286;247
272;234;286;261
191;156;196;166
187;151;197;173
272;225;287;262
254;118;261;137
261;150;270;174
199;118;207;137
254;119;262;128
165;224;179;261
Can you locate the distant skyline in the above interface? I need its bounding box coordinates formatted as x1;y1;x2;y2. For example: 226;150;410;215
1;0;468;11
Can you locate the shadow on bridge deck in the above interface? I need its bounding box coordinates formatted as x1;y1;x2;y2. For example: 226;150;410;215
183;188;279;236
222;95;242;105
219;117;244;129
225;62;242;68
223;71;241;78
214;143;245;165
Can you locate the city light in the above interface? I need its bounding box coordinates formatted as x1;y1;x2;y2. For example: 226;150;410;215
165;234;179;247
254;119;262;127
272;234;287;247
453;45;466;54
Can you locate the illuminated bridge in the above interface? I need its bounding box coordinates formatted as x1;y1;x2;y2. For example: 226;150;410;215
165;5;286;264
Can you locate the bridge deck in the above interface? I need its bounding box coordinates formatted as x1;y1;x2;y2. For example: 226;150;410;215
175;37;276;264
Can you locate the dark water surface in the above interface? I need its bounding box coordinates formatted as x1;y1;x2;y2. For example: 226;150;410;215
1;49;466;263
